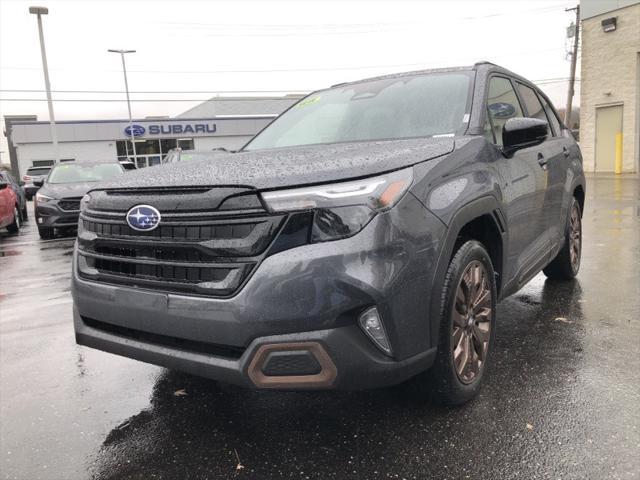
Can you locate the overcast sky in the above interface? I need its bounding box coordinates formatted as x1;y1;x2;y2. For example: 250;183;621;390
0;0;580;157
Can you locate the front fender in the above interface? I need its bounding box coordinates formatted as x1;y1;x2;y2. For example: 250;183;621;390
425;195;507;348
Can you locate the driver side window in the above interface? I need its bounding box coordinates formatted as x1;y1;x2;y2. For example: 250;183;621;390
485;77;524;146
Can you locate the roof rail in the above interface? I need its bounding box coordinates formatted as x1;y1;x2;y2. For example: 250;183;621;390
474;61;499;67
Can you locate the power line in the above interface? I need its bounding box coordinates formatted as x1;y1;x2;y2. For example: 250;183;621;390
0;89;309;94
157;5;568;28
0;98;294;102
0;81;580;102
1;51;567;75
0;78;581;96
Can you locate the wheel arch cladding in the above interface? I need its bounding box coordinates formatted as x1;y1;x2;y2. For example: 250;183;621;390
427;196;506;349
573;184;585;217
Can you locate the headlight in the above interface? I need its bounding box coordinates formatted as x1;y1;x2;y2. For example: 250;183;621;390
80;193;91;212
35;192;55;203
262;168;413;242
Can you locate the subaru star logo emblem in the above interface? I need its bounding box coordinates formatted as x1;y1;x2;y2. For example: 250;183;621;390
126;205;161;231
124;124;146;137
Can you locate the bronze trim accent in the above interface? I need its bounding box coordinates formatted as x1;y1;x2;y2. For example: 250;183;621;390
247;342;337;389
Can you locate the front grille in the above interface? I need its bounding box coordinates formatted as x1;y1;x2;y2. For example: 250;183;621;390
77;188;285;297
83;218;257;242
58;197;82;211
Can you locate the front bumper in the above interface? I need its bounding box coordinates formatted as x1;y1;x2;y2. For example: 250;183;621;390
35;203;80;228
74;307;436;390
72;193;446;389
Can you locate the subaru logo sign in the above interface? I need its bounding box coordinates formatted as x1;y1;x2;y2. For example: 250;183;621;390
124;124;146;137
126;205;161;231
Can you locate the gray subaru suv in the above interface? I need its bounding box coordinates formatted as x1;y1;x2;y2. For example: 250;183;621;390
72;62;585;404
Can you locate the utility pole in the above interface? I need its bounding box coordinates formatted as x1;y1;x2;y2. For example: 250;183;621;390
564;5;580;128
108;49;137;161
29;6;60;163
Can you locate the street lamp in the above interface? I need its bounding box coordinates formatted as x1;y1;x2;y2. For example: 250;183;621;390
29;6;60;163
108;49;137;161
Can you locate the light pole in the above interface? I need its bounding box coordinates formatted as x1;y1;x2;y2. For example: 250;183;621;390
108;49;137;161
29;6;59;163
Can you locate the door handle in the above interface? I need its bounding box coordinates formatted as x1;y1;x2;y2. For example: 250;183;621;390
562;146;570;158
537;152;548;169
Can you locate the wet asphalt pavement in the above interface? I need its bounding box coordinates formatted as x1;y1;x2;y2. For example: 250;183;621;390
0;174;639;480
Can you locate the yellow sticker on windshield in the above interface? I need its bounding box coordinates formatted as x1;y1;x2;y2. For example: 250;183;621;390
295;96;321;108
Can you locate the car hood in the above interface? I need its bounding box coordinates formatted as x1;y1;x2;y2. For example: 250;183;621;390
40;182;98;199
95;137;455;192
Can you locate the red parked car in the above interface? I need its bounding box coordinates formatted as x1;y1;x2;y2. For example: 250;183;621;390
0;173;21;234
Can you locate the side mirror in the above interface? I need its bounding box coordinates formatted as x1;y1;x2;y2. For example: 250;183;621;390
502;117;548;157
0;182;7;190
34;179;44;187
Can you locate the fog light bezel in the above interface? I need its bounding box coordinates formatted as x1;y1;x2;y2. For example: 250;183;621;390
358;306;393;356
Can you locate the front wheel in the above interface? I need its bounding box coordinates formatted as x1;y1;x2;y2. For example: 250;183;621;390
544;198;582;280
6;206;21;233
423;240;497;405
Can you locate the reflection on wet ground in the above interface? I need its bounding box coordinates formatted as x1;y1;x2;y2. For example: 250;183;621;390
1;175;639;479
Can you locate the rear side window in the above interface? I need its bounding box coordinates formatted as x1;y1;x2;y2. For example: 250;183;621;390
516;83;551;136
485;77;523;146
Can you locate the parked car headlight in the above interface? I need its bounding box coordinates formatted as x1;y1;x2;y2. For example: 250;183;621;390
35;192;55;203
262;168;413;242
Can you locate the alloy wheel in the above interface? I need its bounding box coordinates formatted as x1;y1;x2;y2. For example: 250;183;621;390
451;260;492;384
569;205;581;272
14;207;20;229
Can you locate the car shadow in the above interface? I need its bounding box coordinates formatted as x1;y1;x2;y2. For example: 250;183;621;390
88;278;586;480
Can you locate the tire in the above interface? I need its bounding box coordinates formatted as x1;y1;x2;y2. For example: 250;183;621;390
423;240;497;405
543;198;582;280
38;226;54;240
21;204;28;221
26;194;33;201
6;206;21;233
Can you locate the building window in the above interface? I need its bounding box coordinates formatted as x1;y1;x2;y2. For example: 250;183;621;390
116;138;193;167
177;138;194;150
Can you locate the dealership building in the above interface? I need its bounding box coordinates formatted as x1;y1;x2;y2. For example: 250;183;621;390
4;95;303;177
580;0;640;172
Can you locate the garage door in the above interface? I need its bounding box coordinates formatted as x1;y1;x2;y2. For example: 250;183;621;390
595;104;623;172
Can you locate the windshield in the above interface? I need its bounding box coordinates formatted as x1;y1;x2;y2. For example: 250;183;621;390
244;72;472;151
47;163;124;184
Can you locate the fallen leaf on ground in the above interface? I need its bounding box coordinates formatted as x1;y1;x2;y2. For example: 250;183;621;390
526;423;534;430
234;449;244;472
554;317;573;324
174;389;188;397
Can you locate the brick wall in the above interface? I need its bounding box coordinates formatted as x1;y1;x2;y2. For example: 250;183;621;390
580;2;640;172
